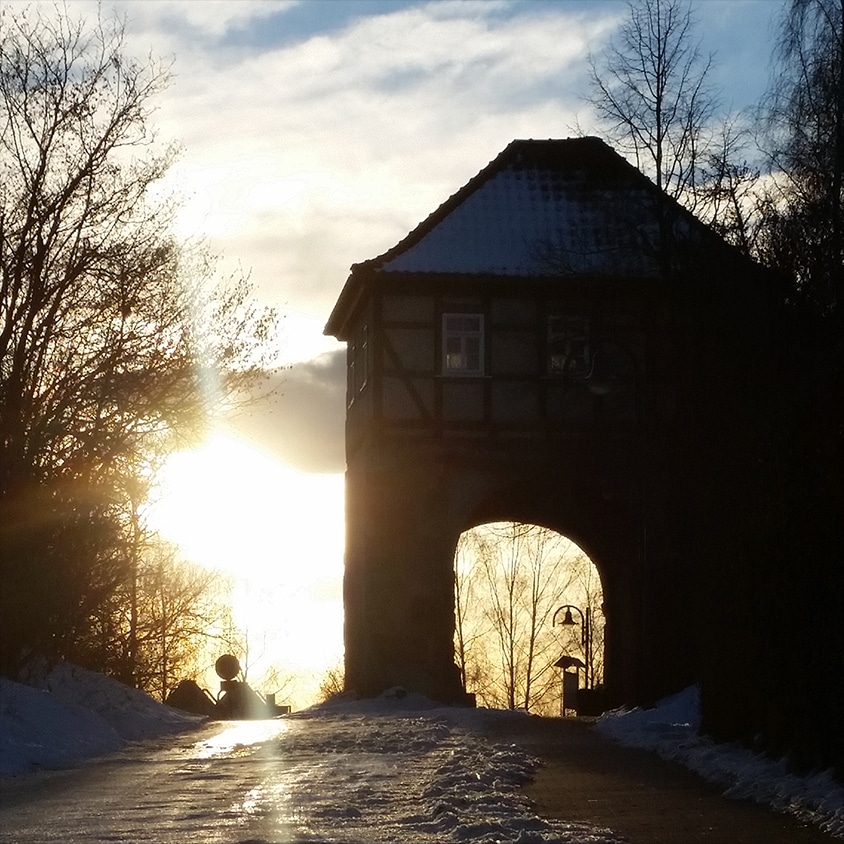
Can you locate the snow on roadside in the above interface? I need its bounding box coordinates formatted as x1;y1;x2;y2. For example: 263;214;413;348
0;661;203;777
0;678;123;776
596;686;844;838
24;660;202;741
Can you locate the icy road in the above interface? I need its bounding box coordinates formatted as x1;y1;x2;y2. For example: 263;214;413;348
0;704;620;844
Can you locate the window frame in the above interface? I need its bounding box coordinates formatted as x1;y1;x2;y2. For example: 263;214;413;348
547;315;591;379
441;312;485;377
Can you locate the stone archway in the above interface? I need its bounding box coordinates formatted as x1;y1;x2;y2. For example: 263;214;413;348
341;433;690;709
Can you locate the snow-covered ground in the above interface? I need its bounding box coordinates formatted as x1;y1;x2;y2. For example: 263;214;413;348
0;662;203;777
595;686;844;838
1;666;843;841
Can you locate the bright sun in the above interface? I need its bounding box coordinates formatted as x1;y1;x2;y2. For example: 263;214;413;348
148;433;345;696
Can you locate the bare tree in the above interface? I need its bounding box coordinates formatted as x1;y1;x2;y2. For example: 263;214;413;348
317;662;346;702
70;534;229;701
696;118;765;254
588;0;716;207
759;0;844;312
134;545;225;702
453;532;477;690
0;6;276;677
454;522;604;715
253;664;295;709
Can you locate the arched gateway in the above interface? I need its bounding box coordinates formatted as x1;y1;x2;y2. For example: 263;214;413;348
325;138;774;709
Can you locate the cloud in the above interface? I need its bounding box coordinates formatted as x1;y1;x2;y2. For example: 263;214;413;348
118;0;621;453
19;0;779;366
118;0;300;47
118;2;617;327
226;350;346;474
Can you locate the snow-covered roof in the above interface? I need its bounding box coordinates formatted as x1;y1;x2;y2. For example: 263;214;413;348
325;137;721;338
359;137;697;278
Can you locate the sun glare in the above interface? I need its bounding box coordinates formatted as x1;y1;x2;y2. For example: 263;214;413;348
148;433;345;692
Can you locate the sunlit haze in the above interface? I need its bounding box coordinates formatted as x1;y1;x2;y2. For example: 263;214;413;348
148;434;344;705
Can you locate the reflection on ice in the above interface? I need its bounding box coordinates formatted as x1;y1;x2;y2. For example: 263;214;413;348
193;718;290;759
3;668;842;843
239;784;263;816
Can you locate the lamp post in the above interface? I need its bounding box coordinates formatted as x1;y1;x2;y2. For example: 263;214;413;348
553;604;592;690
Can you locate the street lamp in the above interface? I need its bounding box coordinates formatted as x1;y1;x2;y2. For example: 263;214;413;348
553;604;592;690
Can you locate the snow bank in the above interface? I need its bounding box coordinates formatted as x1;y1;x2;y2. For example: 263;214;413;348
0;662;203;777
596;686;844;837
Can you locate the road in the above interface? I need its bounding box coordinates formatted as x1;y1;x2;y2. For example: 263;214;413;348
0;720;300;843
0;709;618;844
489;716;840;844
0;709;838;843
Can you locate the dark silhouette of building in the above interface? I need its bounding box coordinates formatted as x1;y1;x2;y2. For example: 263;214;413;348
325;137;778;710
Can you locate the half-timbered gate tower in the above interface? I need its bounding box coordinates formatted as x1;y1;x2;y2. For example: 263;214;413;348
325;138;769;708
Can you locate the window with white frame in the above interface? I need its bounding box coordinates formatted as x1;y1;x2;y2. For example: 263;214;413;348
547;315;590;378
442;313;484;376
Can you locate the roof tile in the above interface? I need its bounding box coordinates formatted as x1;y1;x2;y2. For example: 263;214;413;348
364;137;697;278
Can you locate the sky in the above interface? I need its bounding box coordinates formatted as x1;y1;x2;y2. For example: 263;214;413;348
15;0;788;702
